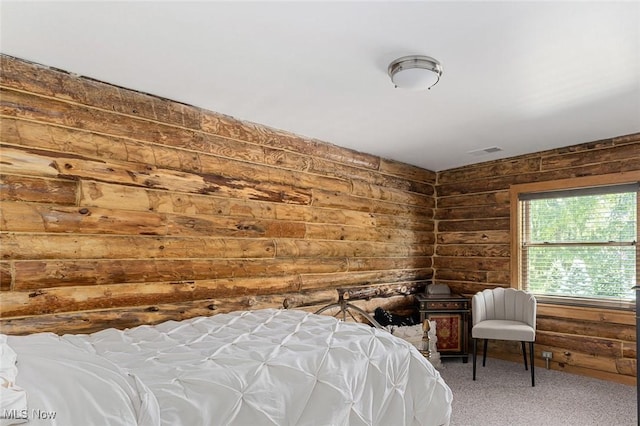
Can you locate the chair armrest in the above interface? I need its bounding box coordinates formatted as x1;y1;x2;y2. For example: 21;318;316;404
472;293;487;326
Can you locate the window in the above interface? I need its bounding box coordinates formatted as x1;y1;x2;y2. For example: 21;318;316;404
512;178;638;309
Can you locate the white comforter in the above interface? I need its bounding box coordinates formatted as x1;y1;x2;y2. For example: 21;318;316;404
4;309;452;426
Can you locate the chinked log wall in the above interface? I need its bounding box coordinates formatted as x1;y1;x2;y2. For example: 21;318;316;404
0;55;435;334
435;134;640;385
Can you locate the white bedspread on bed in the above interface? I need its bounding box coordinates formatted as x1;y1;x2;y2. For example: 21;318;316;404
5;309;452;426
5;333;160;426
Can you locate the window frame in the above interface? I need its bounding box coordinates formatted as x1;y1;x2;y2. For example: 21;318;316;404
510;171;640;311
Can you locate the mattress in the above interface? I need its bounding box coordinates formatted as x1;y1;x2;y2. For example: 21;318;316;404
2;308;452;426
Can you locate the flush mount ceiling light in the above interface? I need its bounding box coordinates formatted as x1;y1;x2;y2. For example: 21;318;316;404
388;55;443;90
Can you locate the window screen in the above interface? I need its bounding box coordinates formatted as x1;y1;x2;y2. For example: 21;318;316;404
519;183;638;302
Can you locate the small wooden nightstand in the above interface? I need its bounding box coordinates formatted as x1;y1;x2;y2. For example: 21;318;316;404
416;293;470;362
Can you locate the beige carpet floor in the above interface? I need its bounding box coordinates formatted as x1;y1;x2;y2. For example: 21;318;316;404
437;357;636;426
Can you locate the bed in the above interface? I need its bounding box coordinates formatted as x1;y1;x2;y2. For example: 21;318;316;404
1;308;452;426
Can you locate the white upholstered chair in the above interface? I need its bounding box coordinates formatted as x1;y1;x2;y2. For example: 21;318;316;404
472;287;537;386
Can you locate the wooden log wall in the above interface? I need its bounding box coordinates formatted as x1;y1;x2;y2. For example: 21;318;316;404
435;134;640;385
1;54;637;385
0;55;436;335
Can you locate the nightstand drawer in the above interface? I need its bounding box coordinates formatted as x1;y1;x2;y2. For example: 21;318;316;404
421;300;469;310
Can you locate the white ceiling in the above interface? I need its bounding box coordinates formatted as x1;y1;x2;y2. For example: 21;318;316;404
1;1;639;171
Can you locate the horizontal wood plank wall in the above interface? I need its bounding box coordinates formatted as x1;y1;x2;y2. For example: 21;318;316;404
0;55;436;334
435;134;640;385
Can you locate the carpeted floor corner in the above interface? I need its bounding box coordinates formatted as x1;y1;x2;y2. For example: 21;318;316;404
437;357;636;426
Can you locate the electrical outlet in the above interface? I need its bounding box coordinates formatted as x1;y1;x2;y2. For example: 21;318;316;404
542;351;553;359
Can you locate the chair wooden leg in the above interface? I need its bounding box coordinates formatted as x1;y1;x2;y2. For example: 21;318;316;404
530;341;535;387
521;341;528;370
472;338;477;380
482;339;488;367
